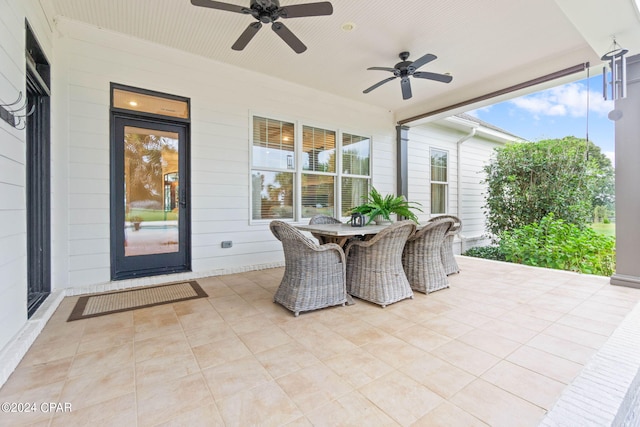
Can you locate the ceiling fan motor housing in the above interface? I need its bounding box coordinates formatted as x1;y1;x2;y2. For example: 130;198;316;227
396;52;415;76
250;0;281;22
253;0;279;9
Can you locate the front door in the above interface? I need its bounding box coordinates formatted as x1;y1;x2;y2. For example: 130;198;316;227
111;117;190;279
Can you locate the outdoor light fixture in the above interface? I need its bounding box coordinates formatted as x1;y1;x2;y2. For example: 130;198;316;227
602;38;628;101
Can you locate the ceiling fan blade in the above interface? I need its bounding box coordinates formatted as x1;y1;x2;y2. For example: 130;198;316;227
367;67;397;72
401;78;412;100
272;22;307;53
363;76;397;94
190;0;248;14
410;53;437;70
232;22;262;51
280;2;333;18
413;71;453;83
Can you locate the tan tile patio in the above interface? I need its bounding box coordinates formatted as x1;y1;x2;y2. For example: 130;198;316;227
1;256;639;426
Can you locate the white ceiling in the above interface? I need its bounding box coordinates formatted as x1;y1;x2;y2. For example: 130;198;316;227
47;0;640;123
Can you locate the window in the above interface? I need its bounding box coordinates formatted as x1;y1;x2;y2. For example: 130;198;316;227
430;148;448;214
341;133;371;216
250;116;371;221
113;88;189;119
251;117;295;220
301;126;336;218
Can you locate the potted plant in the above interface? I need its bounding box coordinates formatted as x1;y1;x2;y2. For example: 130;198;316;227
350;187;422;225
128;215;144;231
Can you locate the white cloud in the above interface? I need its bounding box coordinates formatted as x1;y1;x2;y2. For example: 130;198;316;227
466;105;492;118
509;82;613;118
511;96;558;116
604;151;615;166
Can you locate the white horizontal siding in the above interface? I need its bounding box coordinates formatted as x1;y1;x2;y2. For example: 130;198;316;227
68;268;111;289
67;208;109;225
68;143;110;164
0;3;23;85
68;252;110;272
0;271;26;350
68;238;109;257
67;175;108;192
0;155;24;186
68;223;110;240
191;219;251;235
68;163;109;180
0;128;24;162
407;124;459;224
407;122;503;242
0;232;25;270
0;182;24;207
458;137;499;240
0;0;54;371
195;237;279;258
68;193;108;209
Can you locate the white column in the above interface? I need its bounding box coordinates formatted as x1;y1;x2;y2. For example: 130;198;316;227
611;54;640;288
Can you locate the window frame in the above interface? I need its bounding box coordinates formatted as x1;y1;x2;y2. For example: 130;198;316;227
249;114;297;222
340;131;372;217
300;123;338;220
429;147;449;215
249;113;371;224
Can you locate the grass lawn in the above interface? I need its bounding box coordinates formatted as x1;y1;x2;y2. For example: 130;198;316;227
128;209;178;221
591;222;615;238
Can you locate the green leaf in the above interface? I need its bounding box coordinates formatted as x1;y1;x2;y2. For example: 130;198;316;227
349;186;422;224
497;213;615;276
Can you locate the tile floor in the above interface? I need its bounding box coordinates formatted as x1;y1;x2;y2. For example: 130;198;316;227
2;256;640;427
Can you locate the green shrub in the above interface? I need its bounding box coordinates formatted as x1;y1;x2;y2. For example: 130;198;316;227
482;137;613;236
499;213;615;276
463;245;506;261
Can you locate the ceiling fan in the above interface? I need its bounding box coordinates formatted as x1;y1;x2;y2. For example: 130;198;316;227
190;0;333;53
363;51;453;100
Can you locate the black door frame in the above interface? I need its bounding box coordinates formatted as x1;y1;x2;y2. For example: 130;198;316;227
110;84;191;280
25;21;51;318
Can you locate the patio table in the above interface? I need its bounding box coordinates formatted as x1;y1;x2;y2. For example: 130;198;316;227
295;222;390;247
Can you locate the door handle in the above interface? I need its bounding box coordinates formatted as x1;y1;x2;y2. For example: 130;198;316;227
180;188;187;208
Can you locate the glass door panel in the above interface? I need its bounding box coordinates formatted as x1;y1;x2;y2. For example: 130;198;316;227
124;126;180;257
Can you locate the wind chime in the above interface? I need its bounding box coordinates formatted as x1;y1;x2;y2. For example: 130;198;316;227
602;38;628;121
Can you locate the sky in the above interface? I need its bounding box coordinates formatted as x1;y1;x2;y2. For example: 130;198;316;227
467;75;616;164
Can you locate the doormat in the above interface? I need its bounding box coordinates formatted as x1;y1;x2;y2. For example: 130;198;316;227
67;281;207;321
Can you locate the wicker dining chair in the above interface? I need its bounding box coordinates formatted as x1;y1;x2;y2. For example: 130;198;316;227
308;214;342;243
344;220;416;307
427;215;462;275
270;221;347;316
402;218;455;293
